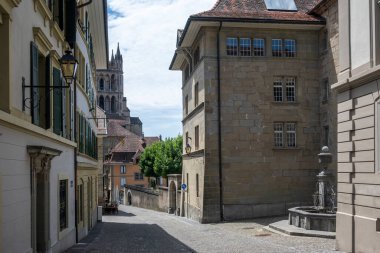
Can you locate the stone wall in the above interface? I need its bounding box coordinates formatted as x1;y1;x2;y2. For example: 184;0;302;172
124;185;169;213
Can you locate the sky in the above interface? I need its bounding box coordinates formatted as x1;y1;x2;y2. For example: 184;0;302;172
107;0;215;138
107;0;296;138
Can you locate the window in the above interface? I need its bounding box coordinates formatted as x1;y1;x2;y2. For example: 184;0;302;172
253;38;265;56
286;123;296;147
272;39;296;57
273;78;283;102
134;173;144;180
196;174;199;197
30;42;51;129
120;177;126;186
272;39;282;57
274;123;284;147
194;83;199;107
323;126;329;146
48;0;64;30
78;184;84;222
274;122;297;148
226;37;238;56
195;125;199;150
239;38;251;56
284;39;296;57
0;14;10;112
193;46;200;66
120;165;126;174
285;77;296;102
322;79;329;102
184;64;190;81
273;77;296;102
53;67;63;136
185;95;189;115
99;78;104;90
322;30;328;51
59;180;68;231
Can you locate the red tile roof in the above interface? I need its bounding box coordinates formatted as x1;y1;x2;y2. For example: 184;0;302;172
192;0;323;23
106;119;130;137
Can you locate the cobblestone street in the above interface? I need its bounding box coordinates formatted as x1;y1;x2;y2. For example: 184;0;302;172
66;205;340;253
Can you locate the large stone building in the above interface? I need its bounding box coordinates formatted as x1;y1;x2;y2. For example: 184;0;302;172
333;1;380;252
0;0;108;252
170;0;338;223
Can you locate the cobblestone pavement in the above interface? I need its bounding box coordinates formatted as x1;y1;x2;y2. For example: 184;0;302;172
66;205;342;253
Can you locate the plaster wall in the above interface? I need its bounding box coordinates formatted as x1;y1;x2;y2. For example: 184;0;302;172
0;123;76;253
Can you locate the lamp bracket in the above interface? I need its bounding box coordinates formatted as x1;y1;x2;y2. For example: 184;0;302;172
22;77;71;111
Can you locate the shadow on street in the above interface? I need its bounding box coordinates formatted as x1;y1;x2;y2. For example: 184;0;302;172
65;211;196;253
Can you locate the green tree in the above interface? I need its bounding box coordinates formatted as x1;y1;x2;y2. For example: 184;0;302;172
139;136;183;178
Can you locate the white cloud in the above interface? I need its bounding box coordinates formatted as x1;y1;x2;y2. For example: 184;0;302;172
107;0;215;137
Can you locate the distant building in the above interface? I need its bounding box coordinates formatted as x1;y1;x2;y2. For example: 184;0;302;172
104;131;160;203
96;43;143;138
170;0;338;223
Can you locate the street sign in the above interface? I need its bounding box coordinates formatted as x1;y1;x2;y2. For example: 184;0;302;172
181;183;187;190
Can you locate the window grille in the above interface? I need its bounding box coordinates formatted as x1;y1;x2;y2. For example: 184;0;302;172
253;38;265;56
274;123;284;147
239;38;252;56
286;123;296;147
273;78;283;102
285;77;296;102
284;39;296;57
226;38;238;56
272;39;282;57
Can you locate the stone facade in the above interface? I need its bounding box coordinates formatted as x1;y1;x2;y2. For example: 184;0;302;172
333;1;380;252
171;0;339;223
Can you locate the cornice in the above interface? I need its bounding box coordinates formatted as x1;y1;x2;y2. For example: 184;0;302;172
33;27;53;54
0;0;21;14
33;0;52;22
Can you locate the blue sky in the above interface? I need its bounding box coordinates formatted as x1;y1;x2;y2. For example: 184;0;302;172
107;0;215;138
106;0;296;138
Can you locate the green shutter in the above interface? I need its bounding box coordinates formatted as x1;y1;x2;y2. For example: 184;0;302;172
30;42;39;126
53;68;62;135
45;54;51;129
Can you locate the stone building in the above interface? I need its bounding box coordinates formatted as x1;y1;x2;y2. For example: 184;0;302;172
0;0;107;252
96;44;143;139
104;131;160;203
333;1;380;252
170;0;338;223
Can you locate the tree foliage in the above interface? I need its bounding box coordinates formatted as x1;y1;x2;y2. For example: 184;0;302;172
139;136;182;178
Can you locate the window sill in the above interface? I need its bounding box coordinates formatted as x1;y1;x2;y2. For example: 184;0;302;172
272;102;299;105
182;102;205;123
182;149;204;157
272;147;301;150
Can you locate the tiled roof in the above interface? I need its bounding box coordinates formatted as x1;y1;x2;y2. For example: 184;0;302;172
106;132;161;163
107;119;130;137
192;0;323;23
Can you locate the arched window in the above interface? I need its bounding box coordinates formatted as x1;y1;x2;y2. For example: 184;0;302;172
99;96;104;109
105;96;110;112
99;78;104;91
111;96;116;113
111;74;116;91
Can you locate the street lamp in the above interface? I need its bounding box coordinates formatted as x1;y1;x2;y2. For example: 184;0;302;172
60;50;78;85
185;143;192;155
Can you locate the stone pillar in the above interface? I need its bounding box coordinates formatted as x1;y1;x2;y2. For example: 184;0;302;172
28;146;62;253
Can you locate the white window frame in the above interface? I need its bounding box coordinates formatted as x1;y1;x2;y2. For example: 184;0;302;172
239;38;252;56
226;37;238;56
285;77;296;102
253;38;265;56
273;77;283;102
120;165;126;174
272;39;283;57
274;123;284;147
284;39;296;57
286;123;297;147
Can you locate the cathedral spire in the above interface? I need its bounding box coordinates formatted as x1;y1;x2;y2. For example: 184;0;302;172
111;49;115;63
116;42;122;60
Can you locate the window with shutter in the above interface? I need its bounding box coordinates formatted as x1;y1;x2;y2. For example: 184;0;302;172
30;42;40;126
53;68;62;135
45;54;51;130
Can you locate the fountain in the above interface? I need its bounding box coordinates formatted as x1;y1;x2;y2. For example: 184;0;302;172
288;146;336;232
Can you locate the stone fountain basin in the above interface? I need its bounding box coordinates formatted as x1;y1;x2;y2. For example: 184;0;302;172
288;207;336;232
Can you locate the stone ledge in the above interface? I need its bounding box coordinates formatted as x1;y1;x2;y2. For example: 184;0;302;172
267;220;335;239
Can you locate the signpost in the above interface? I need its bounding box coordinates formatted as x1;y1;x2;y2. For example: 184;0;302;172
181;183;187;191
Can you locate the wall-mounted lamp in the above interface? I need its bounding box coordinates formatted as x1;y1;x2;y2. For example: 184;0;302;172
185;136;192;155
22;50;78;111
59;50;78;85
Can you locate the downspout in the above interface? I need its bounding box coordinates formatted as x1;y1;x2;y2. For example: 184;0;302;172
73;47;78;243
217;21;223;221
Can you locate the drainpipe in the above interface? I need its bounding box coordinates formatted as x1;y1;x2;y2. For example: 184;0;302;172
217;21;224;221
73;47;79;243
